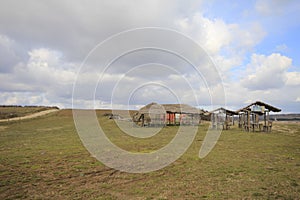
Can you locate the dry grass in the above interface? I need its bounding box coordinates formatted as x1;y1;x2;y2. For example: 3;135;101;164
0;109;299;199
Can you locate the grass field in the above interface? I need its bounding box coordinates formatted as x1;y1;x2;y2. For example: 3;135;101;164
0;109;299;199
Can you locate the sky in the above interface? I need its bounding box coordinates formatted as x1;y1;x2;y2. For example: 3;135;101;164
0;0;299;113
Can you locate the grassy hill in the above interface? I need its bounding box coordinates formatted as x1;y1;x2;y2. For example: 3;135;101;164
270;113;300;121
0;109;299;199
0;105;59;119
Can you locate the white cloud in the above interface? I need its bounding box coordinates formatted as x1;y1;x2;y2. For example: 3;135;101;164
230;22;266;51
0;1;299;112
0;34;24;72
255;0;299;17
175;12;266;80
286;72;300;86
255;0;289;16
220;52;300;113
1;1;260;110
275;44;288;53
241;53;292;90
176;13;266;56
0;48;77;107
254;0;300;21
0;0;203;62
0;92;48;106
175;13;232;55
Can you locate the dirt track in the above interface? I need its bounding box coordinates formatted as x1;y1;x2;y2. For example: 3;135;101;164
0;109;59;122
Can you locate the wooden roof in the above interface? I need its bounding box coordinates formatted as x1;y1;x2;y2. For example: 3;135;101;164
139;102;204;114
238;101;281;113
210;107;237;116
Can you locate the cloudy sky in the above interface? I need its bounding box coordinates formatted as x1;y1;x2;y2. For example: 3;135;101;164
0;0;299;113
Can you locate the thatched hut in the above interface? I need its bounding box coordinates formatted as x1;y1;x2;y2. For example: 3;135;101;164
133;102;203;127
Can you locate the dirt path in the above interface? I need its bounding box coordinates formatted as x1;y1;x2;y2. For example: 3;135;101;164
0;109;59;122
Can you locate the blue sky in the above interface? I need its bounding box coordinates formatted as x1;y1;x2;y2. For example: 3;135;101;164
0;0;299;113
210;2;297;52
204;0;300;68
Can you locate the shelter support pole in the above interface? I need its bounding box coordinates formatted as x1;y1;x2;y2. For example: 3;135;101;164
263;112;266;132
247;111;250;132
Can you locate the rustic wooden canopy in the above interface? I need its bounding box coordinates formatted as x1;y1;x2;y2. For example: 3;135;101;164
238;101;281;113
211;107;237;116
210;107;237;130
237;101;281;132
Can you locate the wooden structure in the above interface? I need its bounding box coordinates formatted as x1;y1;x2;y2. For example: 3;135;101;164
133;102;203;127
210;107;237;130
237;101;281;132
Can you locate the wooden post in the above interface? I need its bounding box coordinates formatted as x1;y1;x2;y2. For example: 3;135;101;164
192;114;194;125
251;113;254;132
240;113;241;129
199;114;201;125
247;111;250;132
264;112;266;126
263;111;266;132
141;114;145;127
267;111;270;132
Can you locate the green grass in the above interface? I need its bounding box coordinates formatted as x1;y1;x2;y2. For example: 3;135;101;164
0;109;299;199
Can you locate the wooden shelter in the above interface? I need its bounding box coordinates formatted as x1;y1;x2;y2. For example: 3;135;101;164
210;107;237;130
237;101;281;132
133;102;203;127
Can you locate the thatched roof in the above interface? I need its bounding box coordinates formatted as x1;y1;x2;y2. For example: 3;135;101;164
238;101;281;113
139;102;166;114
138;102;204;114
